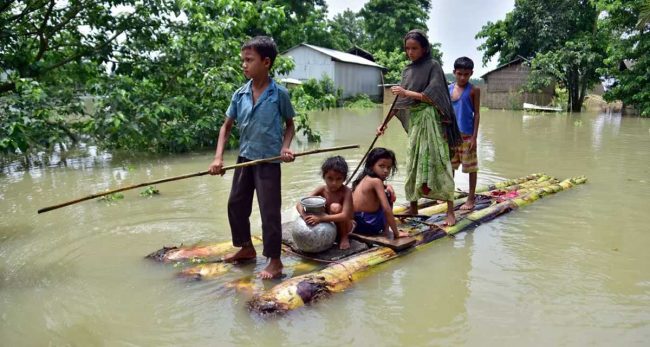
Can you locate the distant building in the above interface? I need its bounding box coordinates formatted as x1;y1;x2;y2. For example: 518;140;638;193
481;56;554;109
279;43;385;99
347;45;375;62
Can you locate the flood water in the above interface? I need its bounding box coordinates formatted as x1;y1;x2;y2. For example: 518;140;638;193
1;107;649;346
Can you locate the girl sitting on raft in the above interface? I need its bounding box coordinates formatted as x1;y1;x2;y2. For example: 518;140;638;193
351;148;410;239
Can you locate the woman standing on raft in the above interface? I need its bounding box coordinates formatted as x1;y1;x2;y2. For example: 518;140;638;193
377;29;462;226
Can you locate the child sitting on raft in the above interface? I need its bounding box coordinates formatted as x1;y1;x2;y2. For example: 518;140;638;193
296;156;354;250
351;148;410;239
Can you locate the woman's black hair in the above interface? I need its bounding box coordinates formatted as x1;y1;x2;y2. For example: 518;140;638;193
351;148;397;191
403;29;432;62
321;156;348;178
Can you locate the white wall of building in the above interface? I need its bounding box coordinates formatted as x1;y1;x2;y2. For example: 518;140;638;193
280;46;335;83
280;46;383;99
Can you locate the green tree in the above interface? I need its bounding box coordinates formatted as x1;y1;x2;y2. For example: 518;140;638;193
476;0;605;111
639;0;650;28
88;0;291;152
245;0;335;51
359;0;432;53
597;0;650;116
374;45;443;84
1;0;327;157
0;0;175;155
327;9;369;51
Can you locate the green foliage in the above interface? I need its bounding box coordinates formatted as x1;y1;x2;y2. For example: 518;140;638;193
476;0;599;66
528;35;606;111
639;0;650;28
476;0;605;111
597;0;650;116
86;0;291;153
288;76;341;142
374;49;409;84
140;186;160;197
344;94;378;109
359;0;431;53
246;0;335;51
374;45;443;85
328;10;370;51
0;78;82;154
0;0;165;155
1;0;452;159
552;87;569;110
98;192;124;202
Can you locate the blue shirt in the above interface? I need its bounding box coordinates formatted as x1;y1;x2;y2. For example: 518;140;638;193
226;79;295;160
448;83;475;135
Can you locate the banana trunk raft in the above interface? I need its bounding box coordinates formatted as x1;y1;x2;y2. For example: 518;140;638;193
248;176;587;315
144;174;586;315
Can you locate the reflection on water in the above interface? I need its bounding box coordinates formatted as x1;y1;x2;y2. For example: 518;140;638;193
1;108;649;345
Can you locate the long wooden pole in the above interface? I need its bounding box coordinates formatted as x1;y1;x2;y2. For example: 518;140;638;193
345;96;399;185
37;144;360;214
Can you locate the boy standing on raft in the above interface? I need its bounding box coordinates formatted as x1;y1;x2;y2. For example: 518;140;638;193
208;36;295;279
449;57;481;210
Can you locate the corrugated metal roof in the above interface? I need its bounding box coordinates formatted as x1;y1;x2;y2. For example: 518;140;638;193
285;43;385;69
480;55;530;79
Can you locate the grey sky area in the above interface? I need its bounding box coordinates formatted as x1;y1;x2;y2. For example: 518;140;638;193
325;0;515;75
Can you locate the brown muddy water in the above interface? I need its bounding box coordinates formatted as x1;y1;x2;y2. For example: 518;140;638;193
1;107;649;346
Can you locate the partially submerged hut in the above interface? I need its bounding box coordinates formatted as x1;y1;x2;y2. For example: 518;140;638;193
481;56;554;110
278;43;385;99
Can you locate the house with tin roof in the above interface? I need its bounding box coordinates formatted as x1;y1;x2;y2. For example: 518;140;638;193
278;43;385;99
481;56;554;109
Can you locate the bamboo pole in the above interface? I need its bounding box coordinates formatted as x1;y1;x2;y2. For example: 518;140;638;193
37;144;360;214
345;96;399;186
248;176;587;315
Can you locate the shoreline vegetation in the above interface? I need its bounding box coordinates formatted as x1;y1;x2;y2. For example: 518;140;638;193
2;0;648;163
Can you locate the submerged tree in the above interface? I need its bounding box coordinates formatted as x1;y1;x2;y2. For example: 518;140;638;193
1;0;328;157
0;0;176;155
597;0;650;116
476;0;605;112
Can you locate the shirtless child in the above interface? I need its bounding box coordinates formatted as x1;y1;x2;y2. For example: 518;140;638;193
351;148;410;239
296;156;354;250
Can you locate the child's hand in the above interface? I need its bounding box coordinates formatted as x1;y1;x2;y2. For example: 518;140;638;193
469;136;477;151
280;147;294;162
386;185;396;204
376;123;387;136
208;158;225;176
304;215;321;226
394;230;411;239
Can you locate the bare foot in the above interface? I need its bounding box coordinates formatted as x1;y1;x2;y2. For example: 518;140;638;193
460;198;475;210
257;258;283;279
421;183;431;195
444;211;456;226
395;230;411;238
339;235;351;250
222;246;256;263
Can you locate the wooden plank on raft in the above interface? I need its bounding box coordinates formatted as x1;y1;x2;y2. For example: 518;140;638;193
348;233;416;251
